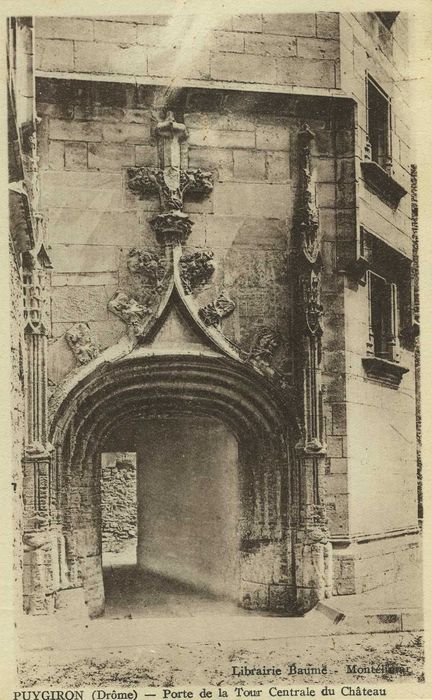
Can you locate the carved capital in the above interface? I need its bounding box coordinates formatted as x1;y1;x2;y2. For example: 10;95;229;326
180;250;215;294
150;211;193;246
108;291;151;341
198;292;236;327
65;322;100;365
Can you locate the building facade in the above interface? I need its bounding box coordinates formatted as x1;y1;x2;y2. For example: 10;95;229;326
8;12;420;618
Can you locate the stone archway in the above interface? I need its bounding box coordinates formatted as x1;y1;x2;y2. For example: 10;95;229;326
50;350;300;618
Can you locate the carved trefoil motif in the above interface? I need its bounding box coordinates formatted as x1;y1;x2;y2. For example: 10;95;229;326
198;292;236;327
65;323;100;365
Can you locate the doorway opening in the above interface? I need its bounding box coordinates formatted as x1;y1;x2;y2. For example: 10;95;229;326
101;414;242;618
101;452;138;568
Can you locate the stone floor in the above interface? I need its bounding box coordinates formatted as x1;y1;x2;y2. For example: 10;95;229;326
103;565;249;618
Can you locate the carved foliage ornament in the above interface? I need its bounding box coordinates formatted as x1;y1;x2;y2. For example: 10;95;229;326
248;327;282;365
180;250;215;294
127;248;167;289
198;292;236;327
65;323;100;365
108;291;151;341
128;167;213;212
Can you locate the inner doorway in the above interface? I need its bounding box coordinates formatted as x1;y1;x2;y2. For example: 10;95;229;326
101;414;242;617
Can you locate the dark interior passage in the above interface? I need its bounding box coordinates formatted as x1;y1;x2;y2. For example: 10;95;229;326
136;415;241;600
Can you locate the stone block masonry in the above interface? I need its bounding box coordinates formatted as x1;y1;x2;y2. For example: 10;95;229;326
101;453;137;554
35;13;340;91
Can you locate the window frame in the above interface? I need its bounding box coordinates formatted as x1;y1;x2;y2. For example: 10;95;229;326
367;269;400;363
366;74;392;171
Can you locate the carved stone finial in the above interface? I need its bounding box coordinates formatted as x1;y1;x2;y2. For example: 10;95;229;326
180;250;215;294
155;110;188;142
198;292;236;327
108;291;151;341
297;124;320;265
65;323;100;365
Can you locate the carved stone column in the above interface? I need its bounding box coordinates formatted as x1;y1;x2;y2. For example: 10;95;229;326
22;252;60;614
293;125;331;612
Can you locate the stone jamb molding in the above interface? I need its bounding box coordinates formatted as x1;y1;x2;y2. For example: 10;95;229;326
293;123;330;610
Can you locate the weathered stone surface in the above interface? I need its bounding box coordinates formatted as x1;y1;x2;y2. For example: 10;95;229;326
244;34;297;57
52;285;115;322
297;38;339;60
276;56;336;88
266;151;291;182
88;143;134;171
232;14;263;33
50;245;120;273
102;122;151;144
48;141;64;170
35;39;74;72
233;149;266;180
64;142;88;170
210;53;276;84
256;124;290;151
316;13;339;39
188;129;255;149
75;42;148;76
36;17;94;41
41;171;123;210
214;182;289;218
213;31;244;53
46;208;140;246
188;147;234;180
262;14;316;37
135;145;158;167
94;20;137;44
148;47;210;80
50;119;103;142
101;453;137;553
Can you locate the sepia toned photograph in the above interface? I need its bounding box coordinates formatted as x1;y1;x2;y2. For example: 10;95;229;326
5;4;429;696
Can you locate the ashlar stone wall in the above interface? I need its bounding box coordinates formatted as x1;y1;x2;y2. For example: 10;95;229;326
35;14;340;91
37;76;357;550
101;452;137;555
